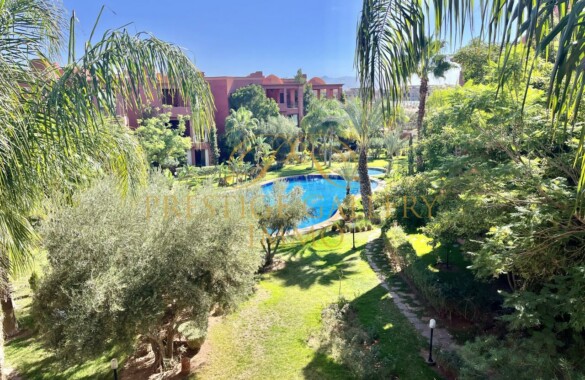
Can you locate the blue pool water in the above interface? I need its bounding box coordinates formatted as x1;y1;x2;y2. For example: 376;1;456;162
261;175;378;229
368;168;385;176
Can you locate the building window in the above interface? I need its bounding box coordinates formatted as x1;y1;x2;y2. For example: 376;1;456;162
279;92;284;104
162;89;182;107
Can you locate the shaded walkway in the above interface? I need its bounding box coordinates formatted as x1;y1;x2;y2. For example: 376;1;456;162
363;232;456;350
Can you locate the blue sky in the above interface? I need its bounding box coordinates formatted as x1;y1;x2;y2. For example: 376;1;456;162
62;0;364;78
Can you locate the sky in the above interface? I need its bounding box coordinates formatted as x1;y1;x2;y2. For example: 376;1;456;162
61;0;364;79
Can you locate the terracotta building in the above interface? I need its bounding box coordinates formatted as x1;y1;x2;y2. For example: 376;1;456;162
121;71;343;166
205;71;343;134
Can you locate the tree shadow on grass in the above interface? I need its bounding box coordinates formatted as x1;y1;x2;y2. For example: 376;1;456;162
303;283;438;380
301;351;353;380
273;237;365;289
7;333;122;380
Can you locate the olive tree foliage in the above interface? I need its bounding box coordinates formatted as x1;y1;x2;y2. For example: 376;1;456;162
135;109;192;170
0;1;213;372
255;181;310;267
33;175;262;369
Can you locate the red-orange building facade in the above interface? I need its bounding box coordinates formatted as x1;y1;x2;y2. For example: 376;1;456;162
123;71;343;166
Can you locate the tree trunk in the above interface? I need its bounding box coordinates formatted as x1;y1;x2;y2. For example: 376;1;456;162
387;157;393;173
311;144;315;169
0;309;4;380
165;327;174;361
408;134;414;176
148;336;164;371
262;238;273;267
357;147;373;218
416;76;428;172
1;293;17;338
0;269;17;338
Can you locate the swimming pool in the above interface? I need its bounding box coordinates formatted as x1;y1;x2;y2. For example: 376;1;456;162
367;167;386;176
261;175;379;229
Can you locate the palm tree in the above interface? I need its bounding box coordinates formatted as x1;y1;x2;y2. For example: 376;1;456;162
343;97;383;217
338;161;358;195
0;1;214;374
414;37;452;171
356;0;585;197
225;107;258;157
383;129;405;174
301;98;346;168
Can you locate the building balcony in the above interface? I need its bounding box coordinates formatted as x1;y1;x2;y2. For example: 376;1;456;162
279;103;299;113
169;106;191;117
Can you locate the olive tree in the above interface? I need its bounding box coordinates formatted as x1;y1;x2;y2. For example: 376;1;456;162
33;175;262;370
256;181;310;267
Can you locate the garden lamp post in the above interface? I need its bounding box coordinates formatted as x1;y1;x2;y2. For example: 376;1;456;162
427;319;436;365
111;358;118;380
349;221;356;249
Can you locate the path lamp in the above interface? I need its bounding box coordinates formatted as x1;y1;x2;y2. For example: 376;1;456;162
348;221;356;249
427;319;436;366
111;358;118;380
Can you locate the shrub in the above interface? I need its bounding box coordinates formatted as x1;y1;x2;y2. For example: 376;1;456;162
356;218;372;232
28;271;39;292
457;336;584;380
331;219;345;233
331;151;357;163
379;173;440;231
268;161;284;172
385;225;408;252
309;300;395;379
339;195;356;221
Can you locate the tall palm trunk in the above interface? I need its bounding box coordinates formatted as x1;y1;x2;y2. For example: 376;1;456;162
357;146;372;218
0;310;4;380
1;294;17;338
416;75;428;172
408;134;414;175
0;269;16;338
387;157;393;173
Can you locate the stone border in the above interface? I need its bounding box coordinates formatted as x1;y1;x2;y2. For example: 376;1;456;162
368;166;388;177
363;234;456;351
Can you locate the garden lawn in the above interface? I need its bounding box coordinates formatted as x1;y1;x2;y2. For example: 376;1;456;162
195;230;439;379
263;156;406;181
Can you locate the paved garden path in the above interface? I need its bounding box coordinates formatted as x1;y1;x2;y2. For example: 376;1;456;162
364;231;456;351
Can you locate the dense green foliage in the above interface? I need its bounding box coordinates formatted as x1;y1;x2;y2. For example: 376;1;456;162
229;84;280;121
224;107;259;157
310;300;394;379
0;0;214;375
302;98;348;168
452;38;494;84
34;176;261;369
135;110;192;169
379;44;585;375
254;115;300;162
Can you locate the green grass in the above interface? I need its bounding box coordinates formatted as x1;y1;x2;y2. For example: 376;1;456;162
5;252;126;380
195;231;439;379
262;155;407;182
183;154;408;188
